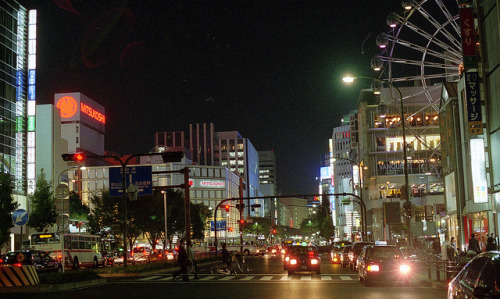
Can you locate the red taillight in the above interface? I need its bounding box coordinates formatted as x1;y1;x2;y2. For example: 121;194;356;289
308;251;314;257
159;254;162;258
14;263;22;267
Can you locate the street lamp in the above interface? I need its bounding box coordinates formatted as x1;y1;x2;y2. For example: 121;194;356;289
332;157;367;241
343;75;411;246
162;190;168;250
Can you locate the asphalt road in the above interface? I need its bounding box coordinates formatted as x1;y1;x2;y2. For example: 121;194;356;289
1;253;447;299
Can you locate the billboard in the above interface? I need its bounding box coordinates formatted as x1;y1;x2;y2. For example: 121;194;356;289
465;72;482;135
470;138;488;203
55;92;106;132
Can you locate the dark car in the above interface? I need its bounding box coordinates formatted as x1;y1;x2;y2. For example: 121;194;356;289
340;246;353;268
348;242;373;270
357;244;411;287
331;241;352;264
448;251;500;298
284;245;321;275
2;249;59;272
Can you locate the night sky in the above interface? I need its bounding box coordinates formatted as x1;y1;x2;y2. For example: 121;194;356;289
20;0;399;195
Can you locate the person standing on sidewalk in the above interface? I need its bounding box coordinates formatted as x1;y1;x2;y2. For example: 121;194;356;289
468;233;481;255
187;240;199;279
486;234;497;251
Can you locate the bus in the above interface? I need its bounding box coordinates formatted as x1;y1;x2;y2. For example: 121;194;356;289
30;233;104;269
207;236;265;256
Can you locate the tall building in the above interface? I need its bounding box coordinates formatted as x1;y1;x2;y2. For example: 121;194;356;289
189;123;216;166
259;150;277;219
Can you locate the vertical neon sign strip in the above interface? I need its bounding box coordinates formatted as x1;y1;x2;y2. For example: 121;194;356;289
15;9;27;191
470;138;488;203
27;10;37;194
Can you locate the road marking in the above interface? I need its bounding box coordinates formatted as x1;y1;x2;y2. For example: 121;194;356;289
199;276;214;281
281;276;292;281
240;276;255;281
260;276;273;280
158;276;174;281
300;276;311;281
138;276;161;281
220;276;236;280
340;276;353;280
321;276;332;280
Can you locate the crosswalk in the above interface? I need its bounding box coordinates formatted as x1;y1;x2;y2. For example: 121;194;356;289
127;274;359;283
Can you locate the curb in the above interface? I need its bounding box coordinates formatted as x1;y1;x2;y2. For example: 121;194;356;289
0;278;107;293
98;260;218;278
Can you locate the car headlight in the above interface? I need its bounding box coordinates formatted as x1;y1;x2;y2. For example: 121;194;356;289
311;259;318;265
290;259;297;265
400;264;410;274
285;256;290;262
367;264;380;272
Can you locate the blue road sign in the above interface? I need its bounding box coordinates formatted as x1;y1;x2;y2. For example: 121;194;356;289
109;165;153;197
13;209;29;226
210;221;227;231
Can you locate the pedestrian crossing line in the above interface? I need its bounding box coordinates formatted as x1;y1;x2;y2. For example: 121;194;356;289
138;276;161;281
300;276;311;281
158;276;174;281
240;276;255;281
260;276;273;280
321;276;332;281
220;276;236;280
198;276;214;281
281;276;292;281
340;276;353;280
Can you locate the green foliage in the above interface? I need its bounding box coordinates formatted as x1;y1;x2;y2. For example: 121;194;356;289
28;170;57;232
0;173;18;248
69;191;90;221
243;217;271;238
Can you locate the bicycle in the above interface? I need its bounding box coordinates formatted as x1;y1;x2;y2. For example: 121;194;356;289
210;253;249;278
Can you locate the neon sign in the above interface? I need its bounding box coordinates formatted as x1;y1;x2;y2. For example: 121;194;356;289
56;96;78;118
81;102;105;123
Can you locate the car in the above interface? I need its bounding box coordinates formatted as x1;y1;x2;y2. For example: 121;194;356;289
113;253;136;265
357;244;411;287
101;251;115;266
2;249;60;272
448;251;500;298
331;241;352;264
284;245;321;275
340;246;353;268
268;245;280;255
348;242;373;270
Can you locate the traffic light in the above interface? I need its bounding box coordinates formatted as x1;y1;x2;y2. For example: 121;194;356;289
161;151;184;162
224;205;230;212
229;227;233;232
341;198;351;205
239;219;247;229
272;229;277;234
236;203;245;212
62;153;85;162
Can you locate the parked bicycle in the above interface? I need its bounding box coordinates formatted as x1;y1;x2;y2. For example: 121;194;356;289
210;253;249;278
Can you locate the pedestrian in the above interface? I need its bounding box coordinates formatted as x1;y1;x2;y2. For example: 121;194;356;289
468;233;481;254
173;238;189;281
486;234;497;251
187;240;199;279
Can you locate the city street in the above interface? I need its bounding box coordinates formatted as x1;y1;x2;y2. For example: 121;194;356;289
2;254;447;299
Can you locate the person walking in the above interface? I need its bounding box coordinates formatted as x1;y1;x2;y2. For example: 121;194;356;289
468;233;481;255
187;240;199;279
173;238;189;281
486;234;497;251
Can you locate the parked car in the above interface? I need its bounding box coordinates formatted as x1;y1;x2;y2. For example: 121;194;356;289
340;246;353;268
102;251;115;266
284;245;321;275
448;251;500;298
357;244;411;287
2;249;59;272
349;242;373;270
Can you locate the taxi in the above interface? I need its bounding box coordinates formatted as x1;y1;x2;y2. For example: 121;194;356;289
283;245;321;275
357;242;411;287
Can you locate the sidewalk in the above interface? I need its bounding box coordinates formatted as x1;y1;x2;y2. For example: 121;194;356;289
414;265;450;291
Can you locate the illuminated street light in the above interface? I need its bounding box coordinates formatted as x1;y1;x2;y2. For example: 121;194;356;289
342;74;412;245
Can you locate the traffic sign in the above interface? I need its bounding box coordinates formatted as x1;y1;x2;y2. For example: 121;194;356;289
13;209;29;226
109;166;153;197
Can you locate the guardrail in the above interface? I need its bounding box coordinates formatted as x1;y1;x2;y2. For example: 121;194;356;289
416;249;469;282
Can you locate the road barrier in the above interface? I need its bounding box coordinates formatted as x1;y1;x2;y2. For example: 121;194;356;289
0;265;40;287
416;249;468;282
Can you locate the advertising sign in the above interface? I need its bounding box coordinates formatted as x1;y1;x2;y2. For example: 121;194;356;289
460;7;477;67
55;92;106;132
320;166;331;180
465;72;482;135
470;138;488;203
109;166;153;197
188;179;225;189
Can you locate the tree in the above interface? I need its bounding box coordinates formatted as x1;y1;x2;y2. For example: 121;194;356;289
86;190;121;238
28;170;57;232
133;191;164;250
69;191;90;222
0;173;19;249
243;217;271;239
317;195;335;240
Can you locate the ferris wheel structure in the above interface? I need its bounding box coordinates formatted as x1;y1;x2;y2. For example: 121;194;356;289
371;0;463;174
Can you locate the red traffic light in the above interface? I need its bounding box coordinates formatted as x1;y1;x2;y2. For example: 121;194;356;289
272;229;277;234
62;153;86;162
224;205;230;212
239;219;245;224
229;227;233;232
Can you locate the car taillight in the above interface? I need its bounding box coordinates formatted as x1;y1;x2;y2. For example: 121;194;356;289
311;259;318;265
285;256;290;262
290;259;297;265
256;249;259;253
14;263;22;267
281;249;285;254
159;254;162;258
333;258;338;262
348;252;354;260
400;264;410;274
367;264;380;272
272;249;276;253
